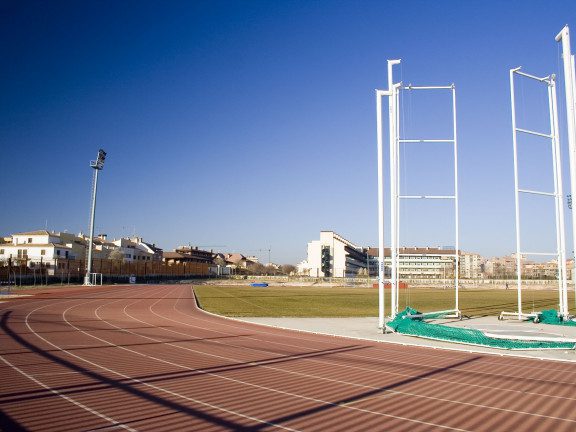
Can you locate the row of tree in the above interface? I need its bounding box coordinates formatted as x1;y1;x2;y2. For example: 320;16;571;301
237;263;297;276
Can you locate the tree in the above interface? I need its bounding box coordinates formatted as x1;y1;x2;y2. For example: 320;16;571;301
249;263;266;275
213;255;227;267
108;248;124;261
280;264;296;275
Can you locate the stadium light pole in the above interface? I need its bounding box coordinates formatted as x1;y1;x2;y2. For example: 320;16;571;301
84;149;107;286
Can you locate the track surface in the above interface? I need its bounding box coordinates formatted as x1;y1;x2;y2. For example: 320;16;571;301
2;284;576;431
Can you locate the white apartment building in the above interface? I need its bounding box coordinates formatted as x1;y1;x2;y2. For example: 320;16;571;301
296;260;311;275
368;247;457;279
112;237;155;262
460;252;483;279
307;231;368;278
0;230;87;266
0;231;162;268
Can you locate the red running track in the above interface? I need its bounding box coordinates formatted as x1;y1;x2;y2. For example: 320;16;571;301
2;284;576;431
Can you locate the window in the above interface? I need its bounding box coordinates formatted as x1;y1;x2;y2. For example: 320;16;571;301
0;249;3;254
56;250;61;256
17;249;27;258
28;238;33;243
41;249;46;255
65;251;69;258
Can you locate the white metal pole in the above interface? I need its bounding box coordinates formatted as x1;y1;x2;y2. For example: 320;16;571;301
551;77;569;317
388;59;400;318
395;83;401;317
556;27;576;306
84;168;99;285
376;89;386;329
572;53;576;312
549;81;565;316
389;82;397;319
452;85;460;312
510;68;523;319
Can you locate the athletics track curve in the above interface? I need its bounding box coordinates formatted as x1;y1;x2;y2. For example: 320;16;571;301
1;284;576;431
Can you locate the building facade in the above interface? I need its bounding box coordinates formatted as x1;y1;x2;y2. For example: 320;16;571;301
0;230;86;266
112;237;156;262
460;252;483;279
367;247;457;279
0;230;163;268
307;231;368;278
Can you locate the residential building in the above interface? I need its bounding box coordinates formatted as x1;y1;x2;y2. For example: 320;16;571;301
484;255;519;278
111;237;156;262
367;247;457;280
225;253;258;269
296;260;311;276
163;252;196;264
0;230;86;266
460;252;483;279
307;231;368;278
524;260;559;279
174;246;213;264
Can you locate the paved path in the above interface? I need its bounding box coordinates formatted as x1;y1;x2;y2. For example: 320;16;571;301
238;315;576;363
2;284;576;431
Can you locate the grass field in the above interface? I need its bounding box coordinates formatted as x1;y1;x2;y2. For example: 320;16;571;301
194;285;576;317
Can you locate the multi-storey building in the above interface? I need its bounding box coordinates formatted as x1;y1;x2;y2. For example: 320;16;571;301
0;230;86;266
484;255;520;278
460;252;483;279
0;230;163;268
112;237;158;262
307;231;368;278
368;247;457;279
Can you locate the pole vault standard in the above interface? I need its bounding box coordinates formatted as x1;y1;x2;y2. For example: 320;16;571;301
556;26;576;309
375;59;398;329
376;59;461;323
501;68;568;320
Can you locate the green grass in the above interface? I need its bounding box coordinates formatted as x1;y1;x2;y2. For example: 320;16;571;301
194;285;576;317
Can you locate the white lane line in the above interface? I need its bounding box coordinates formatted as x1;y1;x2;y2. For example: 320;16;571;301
50;285;299;432
138;286;576;425
1;292;137;432
188;287;576;382
0;354;136;431
192;285;576;369
177;288;576;396
179;287;576;408
111;286;468;431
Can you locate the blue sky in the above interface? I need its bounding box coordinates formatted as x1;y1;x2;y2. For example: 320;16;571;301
1;0;576;264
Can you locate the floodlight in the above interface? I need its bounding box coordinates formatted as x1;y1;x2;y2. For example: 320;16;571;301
90;148;107;170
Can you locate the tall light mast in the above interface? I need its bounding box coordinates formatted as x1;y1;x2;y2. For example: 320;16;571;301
84;149;107;286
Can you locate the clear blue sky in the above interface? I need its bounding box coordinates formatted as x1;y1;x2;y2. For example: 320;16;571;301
1;0;576;264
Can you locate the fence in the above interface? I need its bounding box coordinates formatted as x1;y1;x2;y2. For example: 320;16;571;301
0;258;210;286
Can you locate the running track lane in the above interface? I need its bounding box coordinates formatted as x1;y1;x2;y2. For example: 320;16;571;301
1;285;576;431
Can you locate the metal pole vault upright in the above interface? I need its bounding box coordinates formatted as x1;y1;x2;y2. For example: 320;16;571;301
556;26;576;310
502;68;568;320
375;60;397;329
376;59;461;324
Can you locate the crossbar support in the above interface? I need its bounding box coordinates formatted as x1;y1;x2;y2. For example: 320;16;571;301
377;60;461;322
